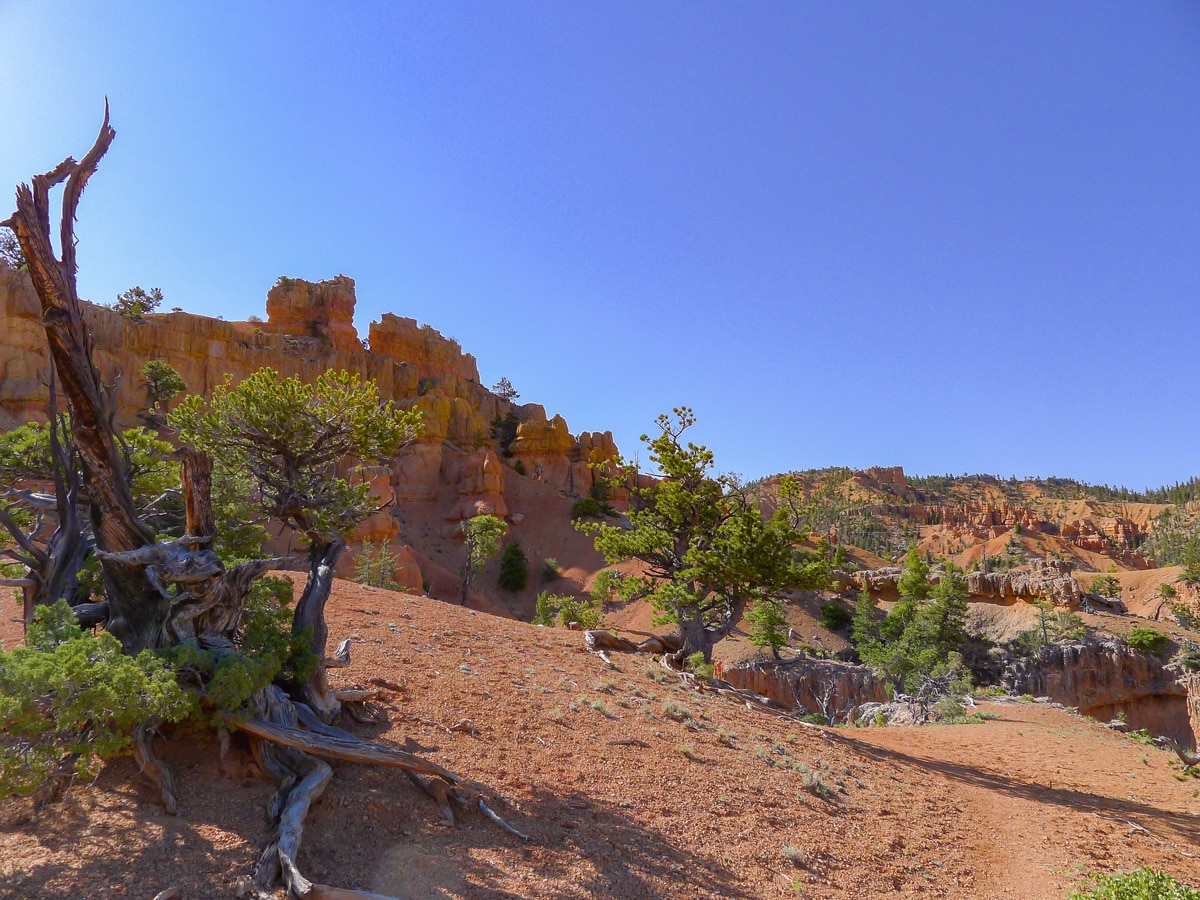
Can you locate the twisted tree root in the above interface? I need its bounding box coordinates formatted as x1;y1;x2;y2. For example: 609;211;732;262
132;722;177;815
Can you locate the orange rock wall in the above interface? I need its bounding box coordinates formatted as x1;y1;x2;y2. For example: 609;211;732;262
0;269;621;596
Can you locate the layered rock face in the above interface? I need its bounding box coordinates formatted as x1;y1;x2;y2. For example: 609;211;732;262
0;269;618;600
841;558;1083;606
266;276;362;353
717;656;888;722
1004;641;1193;745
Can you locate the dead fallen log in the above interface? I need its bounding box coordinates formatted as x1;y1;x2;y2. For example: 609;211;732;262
584;630;639;652
230;716;459;783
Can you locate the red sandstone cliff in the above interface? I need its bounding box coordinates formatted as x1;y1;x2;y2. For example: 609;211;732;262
0;269;618;608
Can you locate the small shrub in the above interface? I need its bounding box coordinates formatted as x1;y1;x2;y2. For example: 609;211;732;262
0;602;196;802
782;845;807;867
1126;728;1157;747
531;591;603;629
685;650;713;679
1126;626;1170;656
571;497;603;520
1090;574;1121;598
1171;603;1199;630
1176;641;1200;672
973;684;1006;698
662;701;691;722
497;541;529;592
541;557;560;581
1068;867;1200;899
513;459;527;476
354;540;400;590
801;768;833;799
819;602;852;632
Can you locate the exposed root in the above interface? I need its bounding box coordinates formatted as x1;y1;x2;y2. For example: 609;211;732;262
132;722;177;815
325;637;353;668
366;676;405;692
232;715;459;782
293;701;360;741
415;717;479;737
405;770;462;825
343;702;381;724
276;756;333;897
584;629;638;652
1156;735;1200;768
479;798;531;841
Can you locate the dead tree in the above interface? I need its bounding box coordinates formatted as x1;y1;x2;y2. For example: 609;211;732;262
2;106;169;653
0;384;91;624
3;108;526;898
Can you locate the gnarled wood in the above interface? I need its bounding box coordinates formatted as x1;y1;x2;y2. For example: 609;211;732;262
0;383;91;626
1157;735;1200;768
294;538;345;720
132;722;177;815
325;637;352;667
177;447;214;539
5;104;164;652
232;715;459;782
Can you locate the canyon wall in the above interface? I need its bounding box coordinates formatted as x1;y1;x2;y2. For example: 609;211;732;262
1004;641;1193;746
0;268;620;599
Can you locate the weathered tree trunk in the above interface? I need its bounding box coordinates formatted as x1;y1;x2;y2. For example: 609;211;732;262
178;447;215;539
0;382;91;626
294;538;345;720
676;595;747;665
3;105;164;652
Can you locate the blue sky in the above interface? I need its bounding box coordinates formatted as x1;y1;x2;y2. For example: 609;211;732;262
2;2;1197;489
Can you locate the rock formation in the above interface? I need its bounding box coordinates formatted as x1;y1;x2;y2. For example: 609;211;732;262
717;656;888;722
840;558;1084;606
0;269;619;604
1187;674;1200;751
1004;641;1193;745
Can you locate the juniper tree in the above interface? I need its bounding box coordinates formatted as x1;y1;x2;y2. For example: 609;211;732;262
459;514;506;605
139;358;187;416
171;367;421;717
496;539;528;592
580;408;825;663
1;107;465;897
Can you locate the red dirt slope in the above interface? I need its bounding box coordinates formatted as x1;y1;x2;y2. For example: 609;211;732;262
1;580;1198;899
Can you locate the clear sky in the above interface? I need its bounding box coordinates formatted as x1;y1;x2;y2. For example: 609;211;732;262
2;2;1197;489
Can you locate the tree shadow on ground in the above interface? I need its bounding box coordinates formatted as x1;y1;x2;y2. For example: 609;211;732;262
836;732;1200;847
2;728;755;900
310;764;757;900
0;734;280;900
